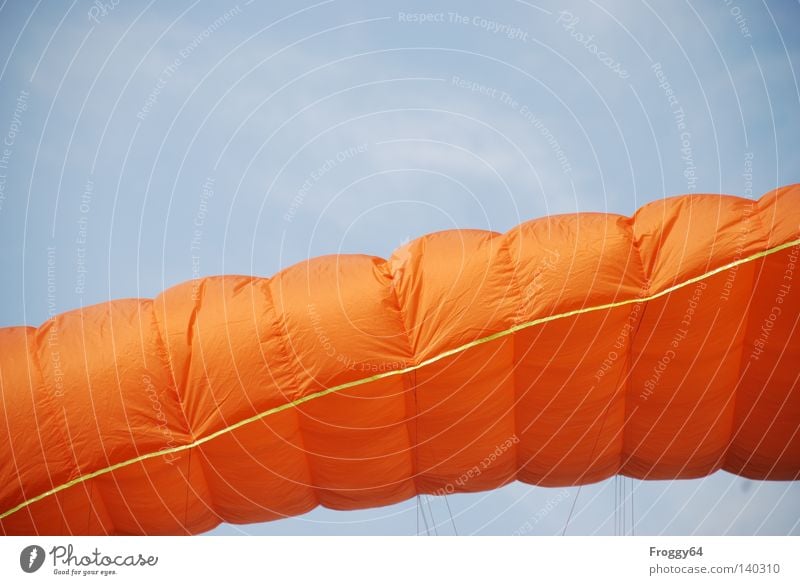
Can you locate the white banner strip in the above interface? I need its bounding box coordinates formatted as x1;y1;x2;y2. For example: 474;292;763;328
1;536;797;584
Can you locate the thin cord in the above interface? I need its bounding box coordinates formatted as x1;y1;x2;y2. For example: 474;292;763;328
561;377;620;536
416;495;420;536
443;494;458;536
614;476;618;536
425;495;439;536
615;476;620;536
561;485;582;536
612;477;616;536
419;495;431;536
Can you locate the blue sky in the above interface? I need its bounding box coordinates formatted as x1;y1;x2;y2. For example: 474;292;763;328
0;0;798;535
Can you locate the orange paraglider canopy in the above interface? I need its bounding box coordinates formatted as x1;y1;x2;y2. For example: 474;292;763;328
1;185;799;535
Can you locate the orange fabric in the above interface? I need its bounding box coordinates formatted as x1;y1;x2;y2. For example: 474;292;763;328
1;185;798;535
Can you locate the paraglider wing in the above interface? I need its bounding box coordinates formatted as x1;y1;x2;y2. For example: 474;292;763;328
1;185;798;535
